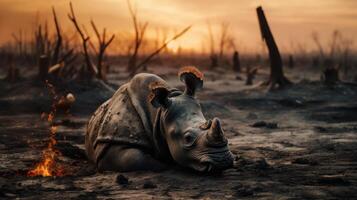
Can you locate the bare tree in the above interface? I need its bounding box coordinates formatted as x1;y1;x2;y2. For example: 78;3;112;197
206;21;234;69
233;51;241;73
47;7;78;79
312;32;325;59
127;0;148;72
207;21;218;69
339;36;353;77
11;29;25;58
5;54;19;82
34;24;51;59
219;22;229;61
51;7;62;66
312;30;342;84
246;66;258;85
68;2;97;77
90;20;115;80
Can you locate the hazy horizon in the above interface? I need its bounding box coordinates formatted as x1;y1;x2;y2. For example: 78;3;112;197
0;0;356;54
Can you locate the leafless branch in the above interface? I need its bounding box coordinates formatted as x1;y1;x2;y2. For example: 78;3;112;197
91;20;115;80
68;2;97;76
129;25;192;76
127;0;149;72
51;6;62;65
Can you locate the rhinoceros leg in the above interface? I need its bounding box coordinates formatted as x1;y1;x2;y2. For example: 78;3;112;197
97;145;167;172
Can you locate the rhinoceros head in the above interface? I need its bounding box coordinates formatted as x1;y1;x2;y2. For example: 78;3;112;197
149;66;234;172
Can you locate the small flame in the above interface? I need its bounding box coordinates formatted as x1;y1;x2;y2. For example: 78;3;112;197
27;81;65;177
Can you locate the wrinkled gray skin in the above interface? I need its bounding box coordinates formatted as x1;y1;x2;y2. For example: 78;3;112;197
85;69;234;172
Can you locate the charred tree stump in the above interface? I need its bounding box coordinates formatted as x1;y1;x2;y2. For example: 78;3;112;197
322;66;339;85
322;60;340;86
6;66;19;82
246;66;258;85
288;54;294;68
38;55;49;81
321;58;339;85
256;6;291;90
5;60;19;82
5;54;18;82
233;51;241;72
210;54;218;69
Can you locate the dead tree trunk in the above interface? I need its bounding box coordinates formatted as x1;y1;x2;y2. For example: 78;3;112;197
246;66;257;85
210;54;218;69
256;6;291;89
322;65;339;85
288;54;294;68
322;59;340;85
233;51;241;72
38;55;49;81
5;54;19;82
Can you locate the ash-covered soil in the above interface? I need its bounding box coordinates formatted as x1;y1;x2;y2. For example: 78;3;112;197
1;67;357;199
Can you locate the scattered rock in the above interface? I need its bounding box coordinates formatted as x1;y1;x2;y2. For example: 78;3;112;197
266;123;278;129
251;121;267;127
54;119;83;128
235;76;243;81
234;157;270;172
233;184;254;197
143;180;157;189
0;177;6;188
251;121;278;129
317;175;350;186
55;142;87;160
278;98;304;107
292;157;318;166
116;174;129;185
314;126;328;132
254;158;270;170
236;187;253;197
75;164;97;176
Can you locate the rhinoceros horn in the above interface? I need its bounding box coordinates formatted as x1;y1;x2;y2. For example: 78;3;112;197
206;118;227;147
179;66;203;97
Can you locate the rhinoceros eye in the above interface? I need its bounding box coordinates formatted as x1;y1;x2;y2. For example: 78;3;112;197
183;132;197;147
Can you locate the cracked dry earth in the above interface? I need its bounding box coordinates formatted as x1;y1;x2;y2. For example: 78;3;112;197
1;69;357;199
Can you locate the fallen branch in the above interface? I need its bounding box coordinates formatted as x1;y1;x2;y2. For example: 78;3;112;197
48;62;65;74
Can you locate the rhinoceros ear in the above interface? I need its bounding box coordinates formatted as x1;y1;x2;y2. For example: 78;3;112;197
149;82;171;108
178;66;204;97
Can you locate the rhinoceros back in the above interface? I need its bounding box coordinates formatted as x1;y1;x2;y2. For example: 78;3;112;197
85;73;168;164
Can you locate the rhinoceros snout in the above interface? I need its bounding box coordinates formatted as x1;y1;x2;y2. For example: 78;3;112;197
200;151;234;172
206;118;228;147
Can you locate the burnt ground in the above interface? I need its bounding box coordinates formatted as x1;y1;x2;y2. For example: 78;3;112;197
1;67;357;199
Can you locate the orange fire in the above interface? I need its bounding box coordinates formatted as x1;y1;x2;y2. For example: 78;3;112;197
27;81;65;177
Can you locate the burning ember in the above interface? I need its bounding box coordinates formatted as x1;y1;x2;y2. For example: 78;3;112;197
27;81;70;177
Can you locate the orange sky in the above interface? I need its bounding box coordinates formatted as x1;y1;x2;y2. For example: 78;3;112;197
0;0;356;53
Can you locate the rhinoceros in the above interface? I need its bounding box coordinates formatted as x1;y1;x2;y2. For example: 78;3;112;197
85;66;234;172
